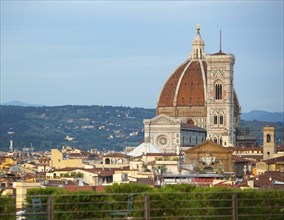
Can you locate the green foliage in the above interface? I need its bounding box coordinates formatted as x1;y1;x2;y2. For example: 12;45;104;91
22;185;284;220
52;191;109;220
106;183;154;219
188;187;234;219
26;187;65;207
0;196;15;220
237;189;284;220
27;187;66;197
25;187;65;220
106;183;153;194
26;187;109;219
0;105;156;151
160;184;196;193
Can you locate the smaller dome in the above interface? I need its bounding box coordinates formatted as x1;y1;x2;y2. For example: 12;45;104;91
127;143;161;157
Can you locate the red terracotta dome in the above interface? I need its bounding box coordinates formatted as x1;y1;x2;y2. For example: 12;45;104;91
157;60;207;108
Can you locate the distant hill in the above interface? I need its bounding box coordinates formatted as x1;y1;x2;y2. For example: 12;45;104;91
2;100;43;107
0;105;156;152
241;110;283;123
3;102;283;123
0;105;283;152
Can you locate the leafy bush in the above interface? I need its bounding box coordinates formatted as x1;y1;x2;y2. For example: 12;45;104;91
105;183;153;194
24;185;284;220
237;189;284;220
26;187;109;220
0;196;15;220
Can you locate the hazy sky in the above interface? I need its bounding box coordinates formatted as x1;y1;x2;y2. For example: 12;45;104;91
1;1;283;113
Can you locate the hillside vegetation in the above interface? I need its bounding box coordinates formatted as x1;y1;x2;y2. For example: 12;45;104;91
0;105;155;151
0;105;283;152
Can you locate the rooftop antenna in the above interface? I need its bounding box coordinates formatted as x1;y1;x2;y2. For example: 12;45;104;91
219;29;222;52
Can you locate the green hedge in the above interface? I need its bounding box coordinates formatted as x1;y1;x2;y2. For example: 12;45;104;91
0;196;15;220
236;189;284;220
25;184;284;220
26;187;109;219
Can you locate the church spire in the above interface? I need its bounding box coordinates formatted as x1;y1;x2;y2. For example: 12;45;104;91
190;24;205;60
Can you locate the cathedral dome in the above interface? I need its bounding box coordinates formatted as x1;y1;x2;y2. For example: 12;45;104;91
157;24;208;117
157;60;207;108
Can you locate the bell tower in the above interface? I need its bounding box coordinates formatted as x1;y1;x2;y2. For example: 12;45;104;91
263;126;276;160
205;42;237;147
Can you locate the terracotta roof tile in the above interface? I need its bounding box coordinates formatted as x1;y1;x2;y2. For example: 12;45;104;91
265;155;284;164
253;171;284;189
132;178;153;185
98;170;114;177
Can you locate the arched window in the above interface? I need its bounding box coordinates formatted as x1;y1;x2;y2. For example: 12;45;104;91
214;137;218;143
105;158;110;164
220;115;224;125
214;115;218;125
267;134;271;143
215;83;222;100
